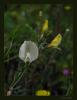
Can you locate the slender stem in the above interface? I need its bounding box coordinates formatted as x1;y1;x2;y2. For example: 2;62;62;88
9;71;22;88
66;84;72;96
10;67;26;88
5;40;13;57
9;62;30;89
5;25;21;57
66;76;72;96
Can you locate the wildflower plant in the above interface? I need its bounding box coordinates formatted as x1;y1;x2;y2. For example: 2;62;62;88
4;4;73;96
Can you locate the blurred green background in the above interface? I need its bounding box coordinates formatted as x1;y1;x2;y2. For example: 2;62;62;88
4;4;73;96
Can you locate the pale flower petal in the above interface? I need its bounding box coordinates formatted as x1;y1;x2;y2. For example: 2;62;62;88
19;40;39;63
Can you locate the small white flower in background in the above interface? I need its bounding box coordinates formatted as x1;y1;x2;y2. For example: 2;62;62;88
65;28;70;32
19;41;39;63
39;11;43;16
21;11;25;17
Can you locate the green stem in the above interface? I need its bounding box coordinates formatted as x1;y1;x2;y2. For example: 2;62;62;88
66;84;72;96
5;25;21;57
66;76;72;96
10;68;26;88
9;62;30;89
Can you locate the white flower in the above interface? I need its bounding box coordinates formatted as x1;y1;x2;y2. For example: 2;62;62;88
65;28;70;32
19;41;39;63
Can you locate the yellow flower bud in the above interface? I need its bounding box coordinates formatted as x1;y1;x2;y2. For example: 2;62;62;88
64;5;71;10
35;90;51;96
41;19;48;33
48;34;62;48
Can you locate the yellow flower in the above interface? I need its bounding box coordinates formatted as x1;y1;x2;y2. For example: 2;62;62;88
48;34;62;48
64;5;71;10
35;90;51;96
41;19;48;33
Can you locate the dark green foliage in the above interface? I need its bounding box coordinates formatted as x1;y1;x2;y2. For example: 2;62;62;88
4;4;73;96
